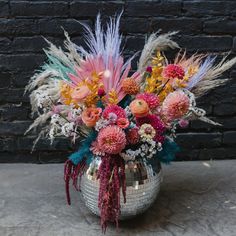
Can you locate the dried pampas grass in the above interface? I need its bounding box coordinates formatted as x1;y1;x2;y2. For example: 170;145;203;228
25;69;60;93
138;31;179;73
192;55;236;98
25;112;51;135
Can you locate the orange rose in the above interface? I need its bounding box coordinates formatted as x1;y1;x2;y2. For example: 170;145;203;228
71;85;91;103
130;99;149;117
81;107;102;127
117;118;129;129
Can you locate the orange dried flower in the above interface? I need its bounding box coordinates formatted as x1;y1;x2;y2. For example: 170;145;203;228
121;78;139;95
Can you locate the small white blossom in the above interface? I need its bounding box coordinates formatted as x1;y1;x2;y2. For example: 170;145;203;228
95;118;110;131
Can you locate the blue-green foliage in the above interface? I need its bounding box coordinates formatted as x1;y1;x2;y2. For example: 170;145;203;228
43;50;75;81
157;139;180;164
119;95;132;108
96;100;104;109
69;131;97;165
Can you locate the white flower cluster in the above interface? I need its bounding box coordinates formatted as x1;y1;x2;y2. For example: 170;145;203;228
35;91;51;111
61;122;75;137
124;106;132;117
95;118;110;131
49;114;77;141
69;107;82;120
120;140;162;161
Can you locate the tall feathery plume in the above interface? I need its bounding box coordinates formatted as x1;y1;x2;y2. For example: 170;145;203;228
192;56;236;98
138;32;179;74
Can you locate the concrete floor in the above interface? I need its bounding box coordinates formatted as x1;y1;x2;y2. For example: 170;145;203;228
0;161;236;236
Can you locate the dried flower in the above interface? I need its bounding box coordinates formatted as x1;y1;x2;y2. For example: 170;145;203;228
126;128;140;144
71;85;91;103
98;87;106;97
136;93;160;109
162;90;190;121
136;114;165;143
138;124;156;140
108;112;118;123
97;126;126;154
146;66;152;73
162;64;185;80
121;78;139;95
116;118;129;129
178;119;189;128
130;99;149;117
103;105;126;120
90;141;106;156
81;107;102;127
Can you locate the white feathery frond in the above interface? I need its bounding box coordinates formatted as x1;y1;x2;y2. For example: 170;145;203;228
25;112;51;135
192;56;236;98
138;31;179;73
29;79;61;115
25;69;60;93
63;30;82;65
44;38;73;68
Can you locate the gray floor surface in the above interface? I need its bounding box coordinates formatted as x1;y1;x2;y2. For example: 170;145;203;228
0;161;236;236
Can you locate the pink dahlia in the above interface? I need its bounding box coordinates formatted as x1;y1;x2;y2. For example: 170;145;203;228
102;105;126;120
126;128;140;144
136;114;166;143
136;93;160;109
97;126;126;154
162;90;190;121
162;64;185;80
90;141;105;156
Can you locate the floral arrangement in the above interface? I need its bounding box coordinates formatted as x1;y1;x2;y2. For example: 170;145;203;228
25;14;236;232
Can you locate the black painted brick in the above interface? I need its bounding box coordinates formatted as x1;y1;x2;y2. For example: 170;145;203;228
176;133;222;149
151;18;202;34
0;1;9;18
178;36;232;52
223;131;236;145
11;1;69;17
125;1;181;17
0;121;31;136
183;1;236;17
204;19;236;35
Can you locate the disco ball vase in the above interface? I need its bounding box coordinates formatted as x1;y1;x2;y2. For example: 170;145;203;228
80;157;162;219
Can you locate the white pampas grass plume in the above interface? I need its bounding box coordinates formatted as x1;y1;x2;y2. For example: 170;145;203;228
25;69;60;93
25;112;51;135
138;31;179;73
63;30;82;65
43;38;74;68
192;55;236;98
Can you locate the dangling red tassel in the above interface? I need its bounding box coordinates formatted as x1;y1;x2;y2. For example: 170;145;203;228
64;160;73;205
71;160;86;191
64;159;87;206
98;155;126;233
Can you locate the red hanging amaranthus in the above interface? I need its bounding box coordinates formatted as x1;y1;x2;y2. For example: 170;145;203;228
64;159;87;205
98;155;126;233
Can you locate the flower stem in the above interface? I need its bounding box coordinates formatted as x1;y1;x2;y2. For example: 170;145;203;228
157;79;170;95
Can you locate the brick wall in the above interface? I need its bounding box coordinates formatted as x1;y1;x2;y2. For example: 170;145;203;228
0;0;236;163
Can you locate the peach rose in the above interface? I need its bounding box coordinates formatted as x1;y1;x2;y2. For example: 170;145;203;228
81;107;102;127
117;118;129;129
130;99;149;117
71;85;91;103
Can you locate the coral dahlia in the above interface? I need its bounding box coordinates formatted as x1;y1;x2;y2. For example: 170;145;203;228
97;126;126;154
136;93;160;109
121;78;139;95
162;90;190;121
102;105;126;120
162;64;185;80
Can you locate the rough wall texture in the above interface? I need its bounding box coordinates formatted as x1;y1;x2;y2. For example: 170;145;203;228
0;0;236;163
